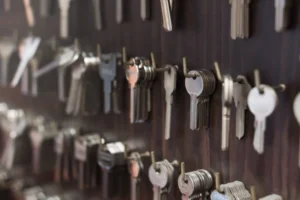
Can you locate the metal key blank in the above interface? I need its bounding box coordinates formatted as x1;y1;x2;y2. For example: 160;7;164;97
93;0;103;30
275;0;291;32
160;0;174;31
58;0;72;38
141;0;151;20
99;53;121;114
11;37;41;88
164;65;177;140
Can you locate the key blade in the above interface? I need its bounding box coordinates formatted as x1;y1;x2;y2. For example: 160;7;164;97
11;37;41;87
141;0;151;20
93;0;103;30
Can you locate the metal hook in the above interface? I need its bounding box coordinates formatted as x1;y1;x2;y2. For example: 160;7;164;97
214;62;224;82
254;69;286;94
251;186;257;200
183;57;198;78
181;162;187;182
140;151;151;157
215;172;221;193
124;144;129;159
151;151;159;172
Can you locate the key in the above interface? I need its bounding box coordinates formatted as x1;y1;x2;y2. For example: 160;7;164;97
197;70;216;129
230;0;237;39
126;58;141;123
40;0;51;18
178;170;213;199
11;37;41;88
99;53;119;114
0;37;16;86
164;65;177;140
248;85;278;154
116;0;124;24
58;0;72;38
54;132;64;182
293;93;300;168
259;194;283;200
221;75;233;151
65;65;86;115
185;71;203;130
29;122;58;174
275;0;290;32
141;0;151;20
148;159;178;200
4;0;11;12
23;0;35;27
160;0;173;31
128;152;145;200
98;142;126;199
93;0;103;30
233;76;251;139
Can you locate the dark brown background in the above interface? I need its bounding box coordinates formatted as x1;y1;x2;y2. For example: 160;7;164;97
0;0;299;199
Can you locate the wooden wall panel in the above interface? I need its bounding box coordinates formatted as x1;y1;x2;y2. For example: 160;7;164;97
0;0;299;199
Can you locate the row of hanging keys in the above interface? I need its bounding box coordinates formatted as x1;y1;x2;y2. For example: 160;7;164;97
6;0;292;40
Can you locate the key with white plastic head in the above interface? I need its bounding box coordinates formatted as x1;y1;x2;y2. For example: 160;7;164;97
233;76;251;139
164;65;177;140
293;93;300;168
93;0;103;31
58;0;72;38
11;37;41;88
185;71;203;130
248;85;278;154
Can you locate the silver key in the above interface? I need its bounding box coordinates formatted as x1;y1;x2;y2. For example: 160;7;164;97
4;0;11;12
65;65;86;115
221;75;233;151
40;0;51;18
248;85;278;154
164;65;177;140
275;0;290;32
23;0;36;27
293;93;300;168
126;58;141;123
233;76;251;139
116;0;124;24
185;71;203;130
141;0;151;20
160;0;173;31
58;0;72;38
99;53;119;114
230;0;237;39
128;152;145;200
0;37;16;86
11;37;41;88
93;0;103;31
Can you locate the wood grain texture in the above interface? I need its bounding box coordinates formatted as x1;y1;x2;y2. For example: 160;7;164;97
0;0;299;199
